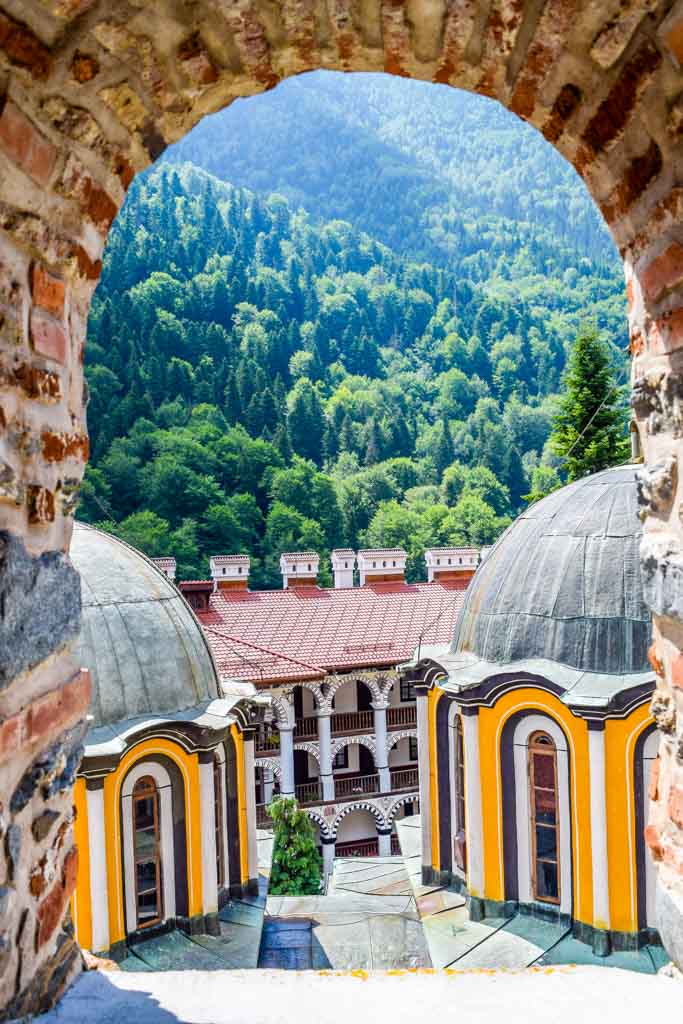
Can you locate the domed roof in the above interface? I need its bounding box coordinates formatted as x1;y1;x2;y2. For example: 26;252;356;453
451;465;650;676
70;523;220;730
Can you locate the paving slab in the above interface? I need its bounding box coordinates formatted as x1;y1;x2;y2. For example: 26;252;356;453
453;914;564;969
190;927;263;970
34;965;683;1024
266;893;417;916
422;911;508;968
121;930;231;973
416;888;466;917
538;934;660;974
218;899;264;928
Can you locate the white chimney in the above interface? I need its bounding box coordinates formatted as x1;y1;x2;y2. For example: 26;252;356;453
357;548;407;586
425;547;479;583
210;554;250;591
280;551;319;588
152;556;176;581
331;549;356;588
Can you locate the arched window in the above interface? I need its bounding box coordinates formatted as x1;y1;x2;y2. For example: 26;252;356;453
132;776;162;928
453;715;467;872
528;732;560;905
214;754;225;889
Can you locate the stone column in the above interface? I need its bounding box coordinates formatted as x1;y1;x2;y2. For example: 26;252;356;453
415;683;433;882
321;835;336;881
461;708;484;899
279;725;295;797
85;780;110;955
317;709;335;802
263;767;274;805
588;722;611;955
377;827;393;858
243;732;259;891
198;752;219;919
373;701;391;793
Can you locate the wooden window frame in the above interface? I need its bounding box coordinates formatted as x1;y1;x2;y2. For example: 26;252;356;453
333;746;349;770
400;678;416;702
453;715;467;873
408;736;418;761
132;775;163;930
528;731;560;906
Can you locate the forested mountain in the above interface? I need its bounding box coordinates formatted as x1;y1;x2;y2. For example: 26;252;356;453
165;72;614;265
81;75;629;586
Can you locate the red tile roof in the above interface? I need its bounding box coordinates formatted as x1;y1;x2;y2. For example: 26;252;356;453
195;580;466;684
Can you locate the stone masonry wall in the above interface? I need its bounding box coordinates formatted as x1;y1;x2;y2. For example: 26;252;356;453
1;0;683;1014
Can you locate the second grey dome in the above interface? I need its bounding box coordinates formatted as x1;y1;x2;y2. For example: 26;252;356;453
451;465;650;675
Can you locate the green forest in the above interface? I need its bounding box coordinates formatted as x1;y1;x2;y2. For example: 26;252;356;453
80;75;629;587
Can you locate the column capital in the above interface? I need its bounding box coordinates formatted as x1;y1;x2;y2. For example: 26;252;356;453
371;699;389;711
460;704;480;717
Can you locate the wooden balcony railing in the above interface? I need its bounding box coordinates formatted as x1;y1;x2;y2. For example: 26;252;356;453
335;837;379;857
334;772;379;799
389;767;419;791
294;715;317;739
387;705;417;728
292;706;416;741
331;709;373;735
294;780;322;805
255;724;280;755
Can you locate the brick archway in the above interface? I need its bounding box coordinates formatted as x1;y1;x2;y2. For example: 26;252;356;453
2;1;683;1014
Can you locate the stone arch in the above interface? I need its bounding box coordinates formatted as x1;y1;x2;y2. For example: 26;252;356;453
326;673;383;707
386;730;417;754
387;794;420;825
293;741;321;766
298;681;326;710
331;801;389;838
330;734;377;762
305;809;332;841
269;694;294;729
3;2;683;1011
254;758;281;779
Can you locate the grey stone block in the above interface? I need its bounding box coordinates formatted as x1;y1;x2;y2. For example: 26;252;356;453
0;531;81;689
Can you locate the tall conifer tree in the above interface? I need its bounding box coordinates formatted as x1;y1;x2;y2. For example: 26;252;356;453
549;326;628;480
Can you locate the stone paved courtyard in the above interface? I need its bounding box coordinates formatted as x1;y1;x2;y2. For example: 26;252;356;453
259;856;430;969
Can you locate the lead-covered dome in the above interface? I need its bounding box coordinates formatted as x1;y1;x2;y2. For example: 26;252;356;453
70;522;220;729
451;465;650;675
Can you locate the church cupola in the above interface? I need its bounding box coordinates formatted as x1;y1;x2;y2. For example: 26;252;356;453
424;547;479;585
331;549;356;588
357;548;407;585
210;554;250;591
280;551;319;588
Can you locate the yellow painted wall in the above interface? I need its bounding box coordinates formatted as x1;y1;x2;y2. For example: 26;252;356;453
101;738;204;947
428;686;442;870
231;725;248;884
71;777;92;951
477;689;593;925
605;705;653;935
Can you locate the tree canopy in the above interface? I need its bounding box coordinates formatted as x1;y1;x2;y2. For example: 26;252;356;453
80;78;629;582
